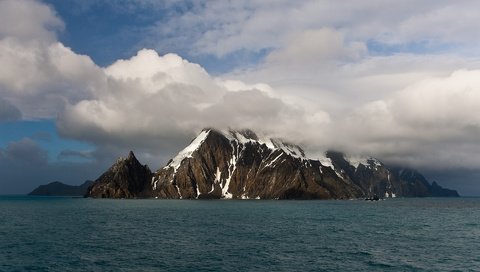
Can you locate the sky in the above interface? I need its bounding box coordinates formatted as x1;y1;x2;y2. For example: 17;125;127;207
1;0;480;195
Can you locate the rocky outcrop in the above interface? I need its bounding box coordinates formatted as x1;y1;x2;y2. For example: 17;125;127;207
85;129;459;199
86;151;153;198
29;180;94;196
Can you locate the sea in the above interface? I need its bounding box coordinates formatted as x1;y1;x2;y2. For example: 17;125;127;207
0;197;479;271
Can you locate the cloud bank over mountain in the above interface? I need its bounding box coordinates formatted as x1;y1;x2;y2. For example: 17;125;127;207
1;0;480;194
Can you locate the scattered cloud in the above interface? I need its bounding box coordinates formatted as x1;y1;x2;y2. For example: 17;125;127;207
142;0;480;58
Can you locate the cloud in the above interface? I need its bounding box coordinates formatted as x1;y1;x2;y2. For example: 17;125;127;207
0;138;107;194
1;0;480;191
0;138;48;166
58;149;93;160
0;0;102;119
0;0;64;42
0;39;102;119
311;69;480;170
0;98;22;121
56;49;325;167
141;0;480;58
265;28;366;66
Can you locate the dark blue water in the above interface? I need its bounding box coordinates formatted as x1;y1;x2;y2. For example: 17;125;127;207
1;197;479;271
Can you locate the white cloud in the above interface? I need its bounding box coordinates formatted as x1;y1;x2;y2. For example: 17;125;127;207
265;28;367;66
312;69;480;169
144;0;480;58
57;49;327;167
0;0;101;119
0;0;63;42
0;39;102;119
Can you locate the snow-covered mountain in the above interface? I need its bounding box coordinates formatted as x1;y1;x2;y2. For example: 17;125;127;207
86;129;459;199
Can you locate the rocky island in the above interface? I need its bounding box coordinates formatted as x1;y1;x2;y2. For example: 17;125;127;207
85;129;458;199
29;180;94;196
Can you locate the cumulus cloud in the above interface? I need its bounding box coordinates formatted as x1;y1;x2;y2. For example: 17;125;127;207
56;49;327;166
0;0;102;119
0;0;63;42
0;39;102;119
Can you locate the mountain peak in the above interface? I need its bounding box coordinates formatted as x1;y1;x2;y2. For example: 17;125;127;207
87;151;153;198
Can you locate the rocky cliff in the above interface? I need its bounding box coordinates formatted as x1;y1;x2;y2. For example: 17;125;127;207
86;129;459;199
86;151;153;198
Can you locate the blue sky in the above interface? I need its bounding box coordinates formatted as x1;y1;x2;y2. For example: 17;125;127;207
1;0;480;195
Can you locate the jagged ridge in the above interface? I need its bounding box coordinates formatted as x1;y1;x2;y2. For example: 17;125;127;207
86;129;459;199
87;151;153;198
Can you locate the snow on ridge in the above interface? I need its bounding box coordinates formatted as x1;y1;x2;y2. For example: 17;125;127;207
345;154;382;170
216;129;306;160
318;155;334;169
271;139;306;159
166;129;211;172
258;137;275;149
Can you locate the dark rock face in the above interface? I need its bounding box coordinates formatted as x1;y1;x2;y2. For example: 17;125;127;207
86;129;459;199
29;180;94;196
151;129;363;199
429;181;460;197
86;151;153;198
388;168;459;197
325;152;459;198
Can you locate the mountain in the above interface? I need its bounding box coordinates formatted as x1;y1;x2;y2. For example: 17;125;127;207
29;180;94;196
151;129;363;199
323;152;459;198
86;151;153;198
86;129;459;199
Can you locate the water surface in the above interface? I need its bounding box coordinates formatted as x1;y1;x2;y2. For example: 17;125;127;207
1;197;479;271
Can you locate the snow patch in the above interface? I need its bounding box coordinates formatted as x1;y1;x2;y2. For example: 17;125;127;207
258;137;275;150
209;167;221;194
271;139;305;159
195;182;201;199
345;154;382;170
152;176;158;190
222;143;238;199
318;155;334;169
265;153;283;168
166;130;210;172
174;182;182;199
